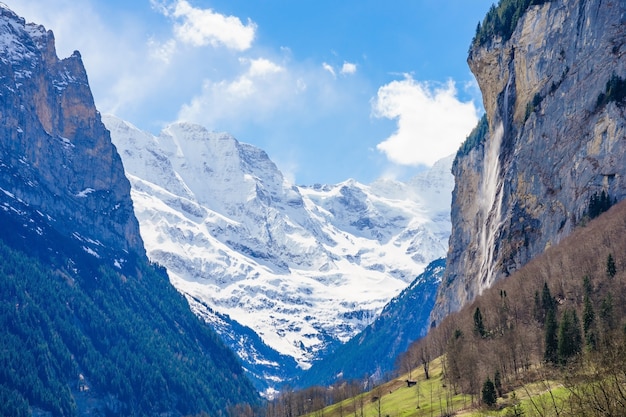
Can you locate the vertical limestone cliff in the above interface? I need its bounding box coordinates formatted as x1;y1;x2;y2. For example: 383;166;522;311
432;0;626;323
0;5;144;259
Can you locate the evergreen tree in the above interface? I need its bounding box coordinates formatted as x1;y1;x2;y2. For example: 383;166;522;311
482;378;497;407
474;307;487;338
494;370;503;397
533;290;543;323
582;275;593;296
544;309;558;364
596;74;626;108
583;295;597;350
558;309;582;364
588;191;613;219
607;253;617;278
600;294;615;332
457;114;488;157
541;282;556;313
536;282;557;325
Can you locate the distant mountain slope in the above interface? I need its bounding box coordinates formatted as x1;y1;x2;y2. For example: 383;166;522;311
185;295;300;395
0;4;258;415
105;115;453;389
298;258;444;387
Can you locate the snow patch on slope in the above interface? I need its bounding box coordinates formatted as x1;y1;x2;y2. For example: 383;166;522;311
105;114;453;370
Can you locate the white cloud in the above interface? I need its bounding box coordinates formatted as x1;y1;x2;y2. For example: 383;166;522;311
178;57;295;126
372;75;479;166
322;62;336;77
244;57;284;77
323;61;357;77
340;61;357;75
154;0;256;51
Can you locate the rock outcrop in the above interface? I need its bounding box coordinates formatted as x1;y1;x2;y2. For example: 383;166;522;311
0;4;144;259
432;0;626;322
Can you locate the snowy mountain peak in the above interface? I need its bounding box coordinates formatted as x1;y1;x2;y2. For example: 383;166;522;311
106;115;453;385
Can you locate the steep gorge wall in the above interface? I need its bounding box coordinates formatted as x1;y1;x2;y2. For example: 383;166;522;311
432;0;626;323
0;6;144;258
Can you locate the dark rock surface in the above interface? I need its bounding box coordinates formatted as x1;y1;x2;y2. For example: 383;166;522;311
0;4;144;260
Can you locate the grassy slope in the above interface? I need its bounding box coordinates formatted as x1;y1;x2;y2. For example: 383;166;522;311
307;358;471;417
307;358;574;417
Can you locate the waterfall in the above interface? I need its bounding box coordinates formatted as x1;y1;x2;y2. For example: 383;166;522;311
476;75;511;293
477;122;505;292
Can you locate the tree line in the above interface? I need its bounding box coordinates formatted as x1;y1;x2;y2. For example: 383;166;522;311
472;0;553;49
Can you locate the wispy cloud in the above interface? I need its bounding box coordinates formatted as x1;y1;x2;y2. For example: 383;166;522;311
148;38;177;63
177;57;297;126
152;0;256;51
322;62;336;77
322;61;357;77
372;75;479;166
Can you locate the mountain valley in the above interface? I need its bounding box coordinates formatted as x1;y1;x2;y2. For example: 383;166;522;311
105;115;453;391
1;0;626;415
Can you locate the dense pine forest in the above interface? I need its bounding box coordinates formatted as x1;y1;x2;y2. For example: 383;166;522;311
0;213;259;416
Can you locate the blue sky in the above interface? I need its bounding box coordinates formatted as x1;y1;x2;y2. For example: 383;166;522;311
12;0;493;185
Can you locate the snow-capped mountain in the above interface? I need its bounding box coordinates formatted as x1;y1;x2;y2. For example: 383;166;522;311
105;114;452;385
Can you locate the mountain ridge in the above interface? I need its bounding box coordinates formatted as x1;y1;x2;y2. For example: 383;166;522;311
105;114;453;391
0;4;144;263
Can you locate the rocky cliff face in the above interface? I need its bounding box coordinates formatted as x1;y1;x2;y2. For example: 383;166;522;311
0;4;143;260
432;0;626;322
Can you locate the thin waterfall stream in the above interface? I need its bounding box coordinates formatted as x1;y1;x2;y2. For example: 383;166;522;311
477;122;505;292
476;76;511;292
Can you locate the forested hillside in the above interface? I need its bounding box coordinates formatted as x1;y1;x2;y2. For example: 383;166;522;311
0;212;259;416
402;199;626;415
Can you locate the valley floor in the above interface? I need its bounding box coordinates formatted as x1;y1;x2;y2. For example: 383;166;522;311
300;358;588;417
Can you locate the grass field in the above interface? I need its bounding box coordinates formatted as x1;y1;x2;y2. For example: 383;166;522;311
304;357;574;417
305;357;474;417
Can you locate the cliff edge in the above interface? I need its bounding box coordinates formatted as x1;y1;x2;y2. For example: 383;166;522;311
0;4;144;259
432;0;626;323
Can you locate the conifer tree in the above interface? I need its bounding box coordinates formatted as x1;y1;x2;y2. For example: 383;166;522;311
541;282;556;313
558;309;582;364
600;294;615;332
582;275;593;296
583;295;597;350
474;307;486;338
544;309;558;364
533;290;543;323
536;282;556;325
607;254;617;279
481;378;497;407
494;370;503;397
